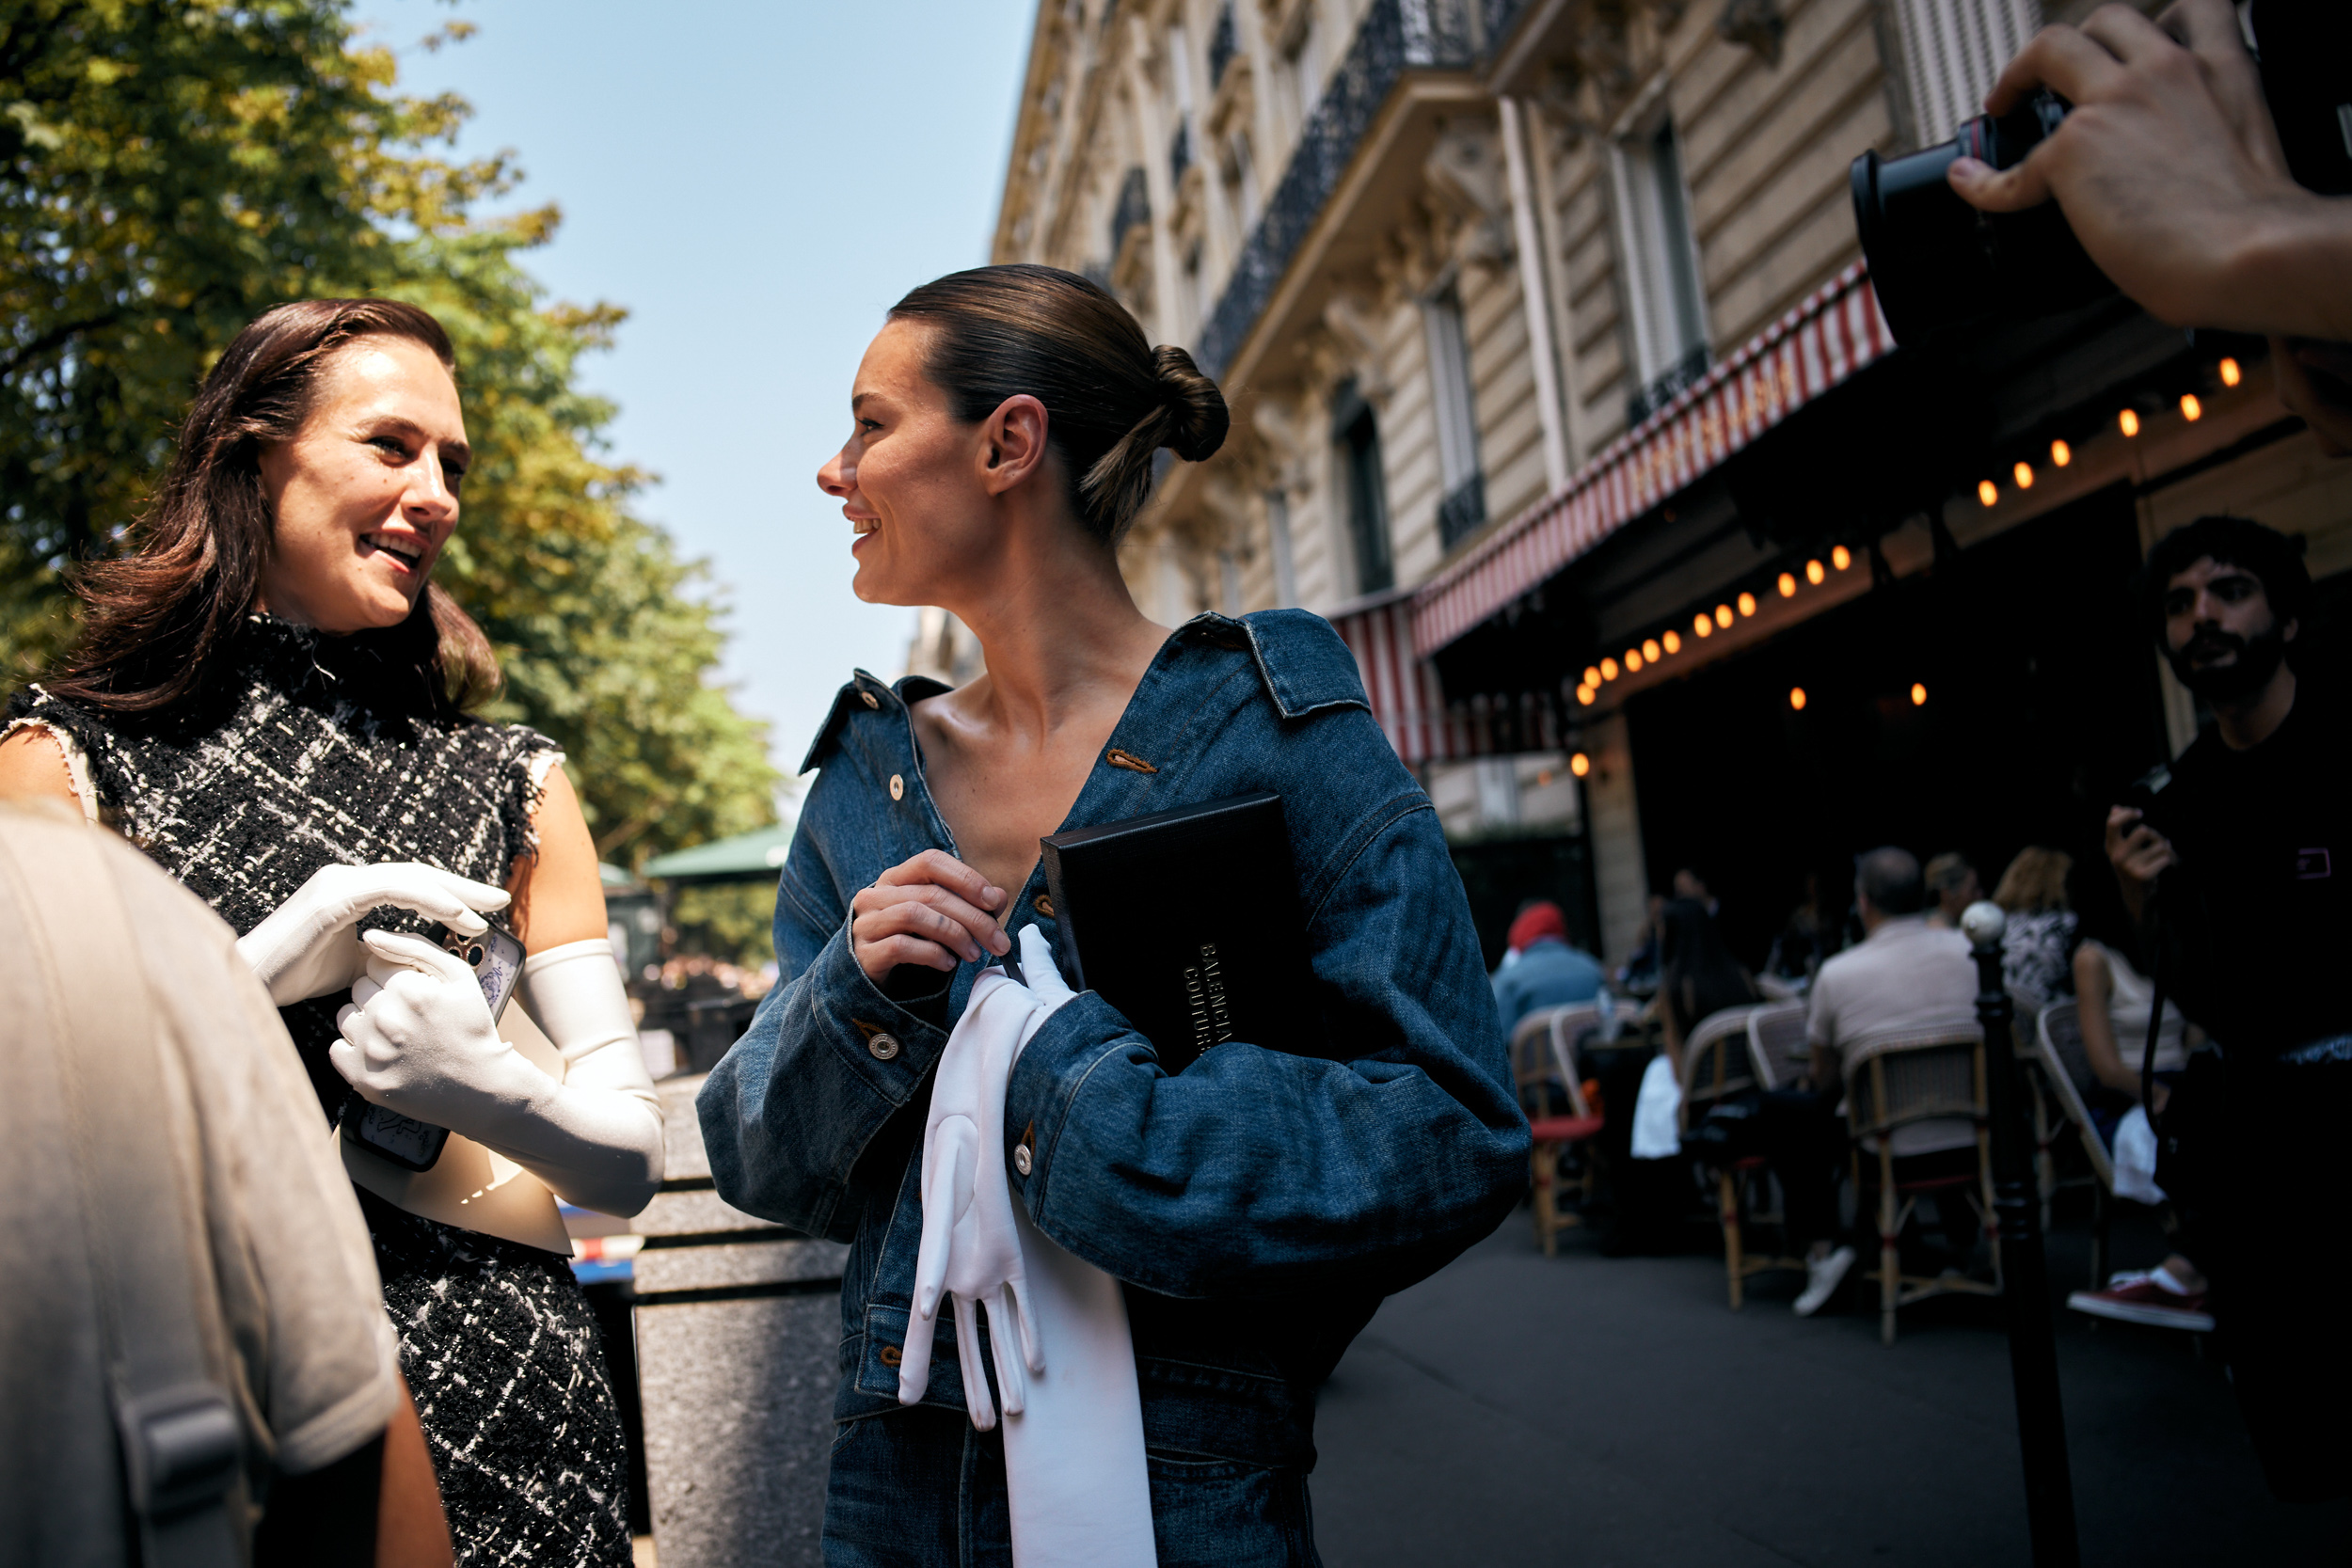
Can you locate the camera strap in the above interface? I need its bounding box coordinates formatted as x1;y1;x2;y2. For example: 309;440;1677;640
0;817;247;1568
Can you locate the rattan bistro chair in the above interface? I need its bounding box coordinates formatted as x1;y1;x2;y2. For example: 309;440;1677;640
1846;1029;2002;1344
1679;1005;1804;1308
2032;1001;2135;1290
1511;1006;1605;1257
1744;1000;1811;1090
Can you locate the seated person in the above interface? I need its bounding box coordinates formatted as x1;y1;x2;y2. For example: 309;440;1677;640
2065;926;2212;1329
1658;896;1759;1062
1993;846;2079;1013
1761;847;1980;1316
1923;851;1979;929
1491;899;1604;1032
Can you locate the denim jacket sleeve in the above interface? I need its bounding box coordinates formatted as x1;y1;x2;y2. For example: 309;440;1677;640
1003;788;1528;1301
696;801;949;1243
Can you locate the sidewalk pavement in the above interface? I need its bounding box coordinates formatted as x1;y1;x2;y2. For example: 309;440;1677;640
1310;1209;2348;1567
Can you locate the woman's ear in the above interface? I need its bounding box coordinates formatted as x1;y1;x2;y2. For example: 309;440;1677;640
979;394;1050;496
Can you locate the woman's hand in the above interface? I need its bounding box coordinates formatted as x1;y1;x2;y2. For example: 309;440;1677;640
237;861;513;1006
330;930;549;1134
850;849;1010;981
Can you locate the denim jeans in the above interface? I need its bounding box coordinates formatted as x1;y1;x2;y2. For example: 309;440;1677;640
823;1405;1322;1568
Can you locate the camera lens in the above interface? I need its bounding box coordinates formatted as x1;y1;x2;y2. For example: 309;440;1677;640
1851;93;2115;345
466;943;486;967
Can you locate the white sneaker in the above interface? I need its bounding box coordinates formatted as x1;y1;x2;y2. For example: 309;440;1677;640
1794;1244;1855;1317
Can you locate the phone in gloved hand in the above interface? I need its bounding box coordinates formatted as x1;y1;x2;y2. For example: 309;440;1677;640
340;924;526;1172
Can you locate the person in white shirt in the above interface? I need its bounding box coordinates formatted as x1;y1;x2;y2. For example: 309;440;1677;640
1762;847;1980;1316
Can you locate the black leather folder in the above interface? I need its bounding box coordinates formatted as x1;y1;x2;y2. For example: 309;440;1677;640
1039;790;1328;1074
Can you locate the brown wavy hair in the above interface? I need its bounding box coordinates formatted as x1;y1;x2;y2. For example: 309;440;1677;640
42;298;500;716
887;264;1229;546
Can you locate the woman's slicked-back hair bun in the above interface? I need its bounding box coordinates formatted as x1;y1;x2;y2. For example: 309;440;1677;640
887;263;1229;546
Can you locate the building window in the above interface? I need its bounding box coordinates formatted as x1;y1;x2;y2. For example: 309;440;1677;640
1611;113;1709;422
1332;378;1392;595
1423;282;1486;547
1888;0;2041;147
1265;488;1298;607
1223;132;1262;231
1279;10;1323;135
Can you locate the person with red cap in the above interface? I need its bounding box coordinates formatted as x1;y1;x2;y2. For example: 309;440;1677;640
1492;899;1604;1033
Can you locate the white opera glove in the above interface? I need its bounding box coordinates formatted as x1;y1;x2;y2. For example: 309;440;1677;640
330;933;663;1218
237;861;511;1006
899;927;1072;1427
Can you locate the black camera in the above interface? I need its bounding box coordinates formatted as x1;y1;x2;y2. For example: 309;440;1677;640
1852;0;2352;347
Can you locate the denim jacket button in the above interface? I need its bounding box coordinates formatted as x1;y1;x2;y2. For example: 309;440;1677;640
867;1032;900;1061
1032;894;1054;918
860;689;880;710
889;773;905;801
1013;1144;1033;1177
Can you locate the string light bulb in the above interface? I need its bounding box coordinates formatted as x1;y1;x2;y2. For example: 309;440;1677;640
2013;461;2035;489
1569;752;1591;778
1576;684;1596;705
1911;682;1928;706
2120;407;2141;436
1788;687;1807;711
1625;648;1643;672
1693;612;1712;638
1777;572;1797;598
1832;545;1851;571
1979;479;1999;506
1643;638;1661;662
1583;665;1602;688
2181;393;2203;421
1805;559;1826;585
2051;439;2072;467
1737;593;1756;617
1599;657;1619;681
1716;604;1735;628
2220;356;2241;387
1661;629;1681;655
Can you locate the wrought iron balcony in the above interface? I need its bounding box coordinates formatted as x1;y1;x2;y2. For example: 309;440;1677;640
1109;166;1151;261
1438;472;1487;548
1207;1;1238;88
1624;343;1714;427
1197;0;1493;379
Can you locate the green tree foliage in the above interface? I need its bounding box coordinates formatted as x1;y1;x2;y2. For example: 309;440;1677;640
0;0;777;867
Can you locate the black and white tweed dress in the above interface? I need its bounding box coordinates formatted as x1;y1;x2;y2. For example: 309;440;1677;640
6;615;631;1566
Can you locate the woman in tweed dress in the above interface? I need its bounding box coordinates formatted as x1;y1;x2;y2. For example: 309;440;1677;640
0;300;658;1565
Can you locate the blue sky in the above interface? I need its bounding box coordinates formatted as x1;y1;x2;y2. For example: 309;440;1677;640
350;0;1038;781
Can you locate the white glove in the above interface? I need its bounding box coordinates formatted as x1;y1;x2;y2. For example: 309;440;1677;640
331;933;664;1218
237;861;511;1006
900;927;1073;1427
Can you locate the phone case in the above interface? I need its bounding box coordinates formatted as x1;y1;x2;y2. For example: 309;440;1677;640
341;925;527;1173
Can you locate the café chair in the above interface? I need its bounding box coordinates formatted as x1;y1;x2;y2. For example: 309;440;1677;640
1510;1006;1605;1257
1680;1005;1802;1308
1845;1029;2001;1345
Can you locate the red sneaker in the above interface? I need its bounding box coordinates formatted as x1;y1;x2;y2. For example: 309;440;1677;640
2066;1271;2215;1332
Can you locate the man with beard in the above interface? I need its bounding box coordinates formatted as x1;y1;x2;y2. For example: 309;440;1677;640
2106;514;2349;1503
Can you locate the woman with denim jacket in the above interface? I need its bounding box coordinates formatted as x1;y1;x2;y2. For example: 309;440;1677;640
698;264;1527;1566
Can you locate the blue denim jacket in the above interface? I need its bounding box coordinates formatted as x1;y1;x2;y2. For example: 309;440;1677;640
698;611;1525;1543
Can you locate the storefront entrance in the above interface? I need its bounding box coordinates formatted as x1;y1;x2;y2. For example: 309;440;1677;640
1624;483;2170;966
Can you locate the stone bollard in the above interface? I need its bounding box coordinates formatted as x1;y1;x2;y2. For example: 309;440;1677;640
634;1073;846;1567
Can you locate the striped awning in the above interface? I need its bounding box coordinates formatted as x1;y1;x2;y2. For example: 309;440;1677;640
1409;263;1895;657
1333;591;1564;764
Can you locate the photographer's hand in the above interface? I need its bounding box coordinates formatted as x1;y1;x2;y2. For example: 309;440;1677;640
2106;805;2175;925
1947;1;2352;343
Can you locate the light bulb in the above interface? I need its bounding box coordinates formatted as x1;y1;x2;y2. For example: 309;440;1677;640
1832;545;1851;571
1576;684;1596;705
1716;604;1735;628
1911;682;1927;706
2120;408;2140;436
1583;665;1602;688
1599;657;1619;681
1788;687;1806;711
1694;616;1712;639
2051;439;2072;467
1625;649;1643;672
1661;629;1680;655
1777;572;1797;598
1569;752;1591;778
1643;639;1661;662
2013;461;2035;489
1805;559;1825;585
1737;593;1756;617
2220;357;2241;388
2181;393;2202;421
1979;479;1999;507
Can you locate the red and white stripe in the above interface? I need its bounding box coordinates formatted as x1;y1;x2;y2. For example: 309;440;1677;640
1406;263;1892;657
1332;594;1565;765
